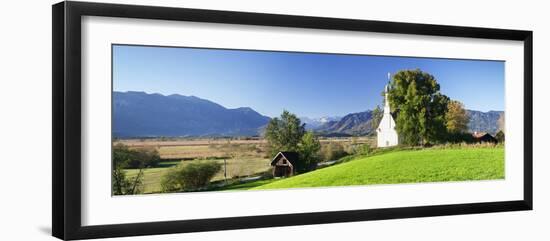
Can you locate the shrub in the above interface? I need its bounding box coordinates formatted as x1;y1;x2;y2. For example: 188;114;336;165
161;161;222;192
113;143;161;169
356;143;373;155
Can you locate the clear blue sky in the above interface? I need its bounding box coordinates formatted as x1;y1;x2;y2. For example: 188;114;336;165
113;44;504;118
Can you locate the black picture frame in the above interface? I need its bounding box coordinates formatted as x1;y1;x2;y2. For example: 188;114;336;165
52;1;533;240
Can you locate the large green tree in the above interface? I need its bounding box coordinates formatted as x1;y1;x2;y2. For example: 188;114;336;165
264;110;306;156
388;69;450;145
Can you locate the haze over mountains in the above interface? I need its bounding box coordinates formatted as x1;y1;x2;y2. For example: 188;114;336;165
113;91;503;138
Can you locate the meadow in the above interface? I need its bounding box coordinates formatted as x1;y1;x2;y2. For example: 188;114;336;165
123;138;504;193
120;137;372;193
252;146;504;190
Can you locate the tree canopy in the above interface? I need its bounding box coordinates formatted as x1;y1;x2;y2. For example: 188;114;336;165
265;110;323;173
388;69;450;145
297;131;322;172
445;100;469;134
264;110;306;156
113;143;160;169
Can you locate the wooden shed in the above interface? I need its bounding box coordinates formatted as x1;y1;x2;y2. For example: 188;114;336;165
270;151;299;178
472;132;497;143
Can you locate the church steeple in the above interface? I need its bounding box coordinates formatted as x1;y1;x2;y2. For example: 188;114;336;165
384;73;391;113
377;72;399;147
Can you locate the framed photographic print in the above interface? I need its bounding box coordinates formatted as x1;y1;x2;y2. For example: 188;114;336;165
52;1;533;240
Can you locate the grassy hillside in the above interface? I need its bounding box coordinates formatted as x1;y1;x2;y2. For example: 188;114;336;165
253;147;504;190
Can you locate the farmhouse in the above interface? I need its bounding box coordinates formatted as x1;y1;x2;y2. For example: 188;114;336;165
472;132;497;143
377;76;399;148
270;151;299;177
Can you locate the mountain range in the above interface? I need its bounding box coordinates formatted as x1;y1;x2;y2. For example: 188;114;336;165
300;116;342;130
113;91;270;137
314;111;375;135
113;91;503;138
315;109;503;136
466;110;503;135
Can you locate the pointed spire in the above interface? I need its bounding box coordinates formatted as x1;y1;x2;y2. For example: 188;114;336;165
385;72;391;92
384;72;391;113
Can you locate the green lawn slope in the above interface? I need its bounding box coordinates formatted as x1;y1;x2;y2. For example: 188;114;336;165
253;147;504;190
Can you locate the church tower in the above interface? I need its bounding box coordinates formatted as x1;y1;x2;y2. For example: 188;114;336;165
377;73;399;148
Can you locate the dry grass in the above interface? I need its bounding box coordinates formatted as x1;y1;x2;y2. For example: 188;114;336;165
119;136;376;193
116;137;375;160
126;158;270;193
116;138;270;160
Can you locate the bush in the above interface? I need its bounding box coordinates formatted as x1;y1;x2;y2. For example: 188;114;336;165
362;144;374;155
113;143;161;169
161;161;222;192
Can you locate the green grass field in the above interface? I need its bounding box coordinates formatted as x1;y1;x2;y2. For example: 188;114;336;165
251;146;504;190
123;142;504;194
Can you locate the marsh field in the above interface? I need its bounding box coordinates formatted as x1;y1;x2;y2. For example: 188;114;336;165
116;137;374;193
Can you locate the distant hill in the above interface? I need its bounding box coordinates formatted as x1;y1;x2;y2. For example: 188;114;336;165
316;109;503;136
113;91;270;137
315;111;375;136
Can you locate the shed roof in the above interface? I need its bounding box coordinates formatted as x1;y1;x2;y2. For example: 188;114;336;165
270;151;299;166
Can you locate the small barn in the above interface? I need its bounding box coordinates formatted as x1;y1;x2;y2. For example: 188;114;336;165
270;151;299;178
472;132;497;143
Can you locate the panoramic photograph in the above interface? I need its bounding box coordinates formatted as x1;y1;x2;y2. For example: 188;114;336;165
111;44;505;195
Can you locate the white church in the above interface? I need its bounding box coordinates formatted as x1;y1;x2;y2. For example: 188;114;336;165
376;74;399;148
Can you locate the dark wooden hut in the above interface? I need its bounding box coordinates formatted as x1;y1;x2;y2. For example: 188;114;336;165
270;151;299;177
472;132;497;143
